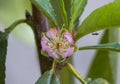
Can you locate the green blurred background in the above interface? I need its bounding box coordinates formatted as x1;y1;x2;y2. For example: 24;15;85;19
0;0;34;45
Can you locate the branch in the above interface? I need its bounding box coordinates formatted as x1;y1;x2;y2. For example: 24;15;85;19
32;4;53;74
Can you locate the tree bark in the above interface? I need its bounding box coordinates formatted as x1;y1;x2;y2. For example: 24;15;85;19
32;4;53;74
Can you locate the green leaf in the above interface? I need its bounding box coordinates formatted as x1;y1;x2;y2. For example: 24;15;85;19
60;67;74;84
50;0;68;29
41;49;49;57
79;43;120;52
87;30;115;84
76;1;120;40
0;31;8;84
88;78;110;84
69;0;87;30
35;69;60;84
108;29;119;82
60;58;74;84
31;0;58;27
63;0;72;27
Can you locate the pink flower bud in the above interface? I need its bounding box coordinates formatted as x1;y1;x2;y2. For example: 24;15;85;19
41;28;75;59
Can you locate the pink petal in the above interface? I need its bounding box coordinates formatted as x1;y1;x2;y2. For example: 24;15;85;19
41;36;58;59
64;32;74;44
47;28;60;39
46;49;58;59
41;36;49;51
62;47;74;58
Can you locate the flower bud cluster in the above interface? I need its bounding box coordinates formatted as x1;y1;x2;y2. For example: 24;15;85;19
41;28;75;60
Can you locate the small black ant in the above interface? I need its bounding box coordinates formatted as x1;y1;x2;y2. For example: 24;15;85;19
92;32;99;35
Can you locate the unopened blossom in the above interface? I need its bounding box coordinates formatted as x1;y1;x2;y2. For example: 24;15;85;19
41;28;75;59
